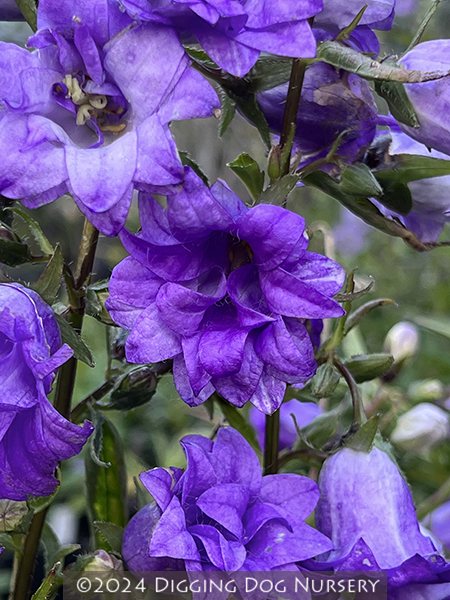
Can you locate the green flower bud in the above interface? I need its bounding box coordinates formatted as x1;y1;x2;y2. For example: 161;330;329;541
344;353;394;383
312;363;340;398
0;500;28;532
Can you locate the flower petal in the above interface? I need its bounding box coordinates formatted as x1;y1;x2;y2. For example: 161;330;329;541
150;495;200;560
197;483;250;539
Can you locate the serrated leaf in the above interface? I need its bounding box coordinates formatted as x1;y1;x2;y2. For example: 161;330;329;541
30;562;59;600
233;93;271;148
340;164;383;197
374;80;419;128
217;88;236;136
0;533;22;553
14;0;37;30
93;522;124;554
85;413;127;549
346;416;380;453
227;153;264;200
257;174;300;205
249;56;292;92
317;40;450;83
55;314;95;367
378;181;413;216
216;398;261;457
33;245;63;305
179;151;209;187
344;353;394;383
413;315;450;339
10;207;53;255
375;153;450;184
0;239;30;266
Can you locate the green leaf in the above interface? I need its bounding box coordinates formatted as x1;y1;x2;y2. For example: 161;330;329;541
375;153;450;184
340;164;383;198
217;88;237;136
100;367;158;411
344;353;395;383
10;207;53;255
413;315;450;340
317;40;450;83
85;413;127;549
14;0;37;31
185;45;219;70
55;314;95;367
334;281;374;302
257;173;300;205
345;416;380;453
0;533;22;554
93;522;124;554
33;245;63;305
248;56;292;92
216;398;261;457
0;238;30;266
374;81;419;128
378;181;413;216
179;151;209;186
233;93;271;149
227;153;265;200
344;298;397;334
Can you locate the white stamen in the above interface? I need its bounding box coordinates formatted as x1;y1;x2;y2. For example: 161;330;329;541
76;104;93;125
89;95;107;109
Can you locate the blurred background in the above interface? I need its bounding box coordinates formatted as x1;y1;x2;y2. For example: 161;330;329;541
1;1;450;595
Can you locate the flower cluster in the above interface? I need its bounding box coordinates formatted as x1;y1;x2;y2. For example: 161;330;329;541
123;427;332;572
0;283;92;500
106;167;345;413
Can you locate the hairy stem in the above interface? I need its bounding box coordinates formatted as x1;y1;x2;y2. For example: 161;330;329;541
12;218;99;600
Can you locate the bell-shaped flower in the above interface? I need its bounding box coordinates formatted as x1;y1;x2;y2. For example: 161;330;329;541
122;427;332;574
257;62;378;165
0;0;218;236
106;167;345;414
0;283;93;500
314;446;450;594
119;0;322;77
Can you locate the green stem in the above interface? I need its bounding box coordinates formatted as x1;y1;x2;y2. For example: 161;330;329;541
12;218;99;600
405;0;442;53
263;410;280;475
334;357;367;427
416;475;450;521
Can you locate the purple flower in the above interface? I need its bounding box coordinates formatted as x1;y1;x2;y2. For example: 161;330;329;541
119;0;322;77
0;0;218;236
314;0;395;32
0;0;24;20
257;62;378;164
314;446;450;593
429;502;450;550
375;128;450;242
122;427;332;573
106;167;345;414
249;400;323;451
396;40;450;158
0;283;93;500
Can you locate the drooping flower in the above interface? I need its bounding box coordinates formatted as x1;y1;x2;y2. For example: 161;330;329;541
122;427;332;573
119;0;322;77
257;62;378;165
314;446;450;594
249;399;323;451
0;283;93;500
0;0;218;236
395;40;450;158
106;167;345;414
314;0;395;33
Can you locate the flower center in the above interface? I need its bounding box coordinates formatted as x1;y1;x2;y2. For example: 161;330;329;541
228;238;253;272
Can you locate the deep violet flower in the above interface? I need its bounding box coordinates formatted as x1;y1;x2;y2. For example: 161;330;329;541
257;62;378;165
314;446;450;595
122;427;332;573
0;0;218;236
249;400;323;451
106;167;345;414
314;0;395;33
119;0;322;77
0;283;93;501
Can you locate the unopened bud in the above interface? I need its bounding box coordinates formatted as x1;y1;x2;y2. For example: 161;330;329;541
312;364;340;398
391;403;449;452
83;550;123;573
344;353;394;383
0;500;28;532
408;379;444;403
267;145;282;182
384;321;419;365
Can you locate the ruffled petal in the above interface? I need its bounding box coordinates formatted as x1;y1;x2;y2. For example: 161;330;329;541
197;483;250;539
189;524;246;571
235;20;316;58
150;495;200;560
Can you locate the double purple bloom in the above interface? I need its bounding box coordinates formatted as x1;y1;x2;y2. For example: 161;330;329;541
106;168;345;414
0;0;218;236
123;427;332;572
0;283;92;500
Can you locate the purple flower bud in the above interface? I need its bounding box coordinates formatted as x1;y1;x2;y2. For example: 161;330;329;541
315;446;450;591
0;283;93;500
397;40;450;157
257;62;378;164
122;427;332;572
106;167;345;414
